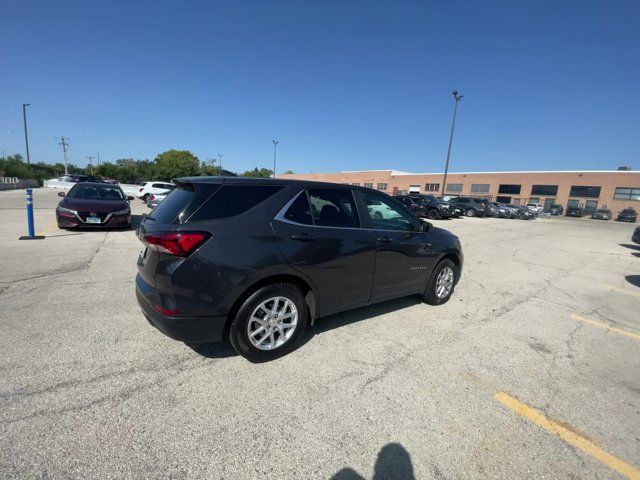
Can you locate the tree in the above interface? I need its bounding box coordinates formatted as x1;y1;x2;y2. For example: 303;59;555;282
283;169;295;174
241;167;274;178
153;150;200;181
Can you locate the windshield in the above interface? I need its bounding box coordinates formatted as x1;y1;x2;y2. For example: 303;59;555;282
597;209;611;213
67;184;125;200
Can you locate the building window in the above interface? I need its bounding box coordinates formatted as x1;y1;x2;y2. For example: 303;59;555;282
364;183;373;189
569;185;601;198
498;184;521;194
445;183;463;193
351;182;360;186
614;187;640;201
377;183;387;190
529;197;540;204
470;183;490;193
425;183;440;192
531;185;558;196
409;185;421;193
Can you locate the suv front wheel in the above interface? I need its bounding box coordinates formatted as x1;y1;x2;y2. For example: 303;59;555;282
229;283;308;362
424;259;458;305
465;208;476;217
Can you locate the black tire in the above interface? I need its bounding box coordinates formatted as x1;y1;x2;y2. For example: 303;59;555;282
141;193;149;202
229;283;308;362
423;259;459;306
428;209;439;220
466;208;476;217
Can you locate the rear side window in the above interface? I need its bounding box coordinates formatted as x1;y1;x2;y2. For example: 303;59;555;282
307;188;359;228
189;185;283;221
284;192;313;225
149;185;218;224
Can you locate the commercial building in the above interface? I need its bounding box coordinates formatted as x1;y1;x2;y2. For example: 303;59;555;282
281;169;640;215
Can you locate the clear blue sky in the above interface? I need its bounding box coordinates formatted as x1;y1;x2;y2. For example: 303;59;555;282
1;0;639;173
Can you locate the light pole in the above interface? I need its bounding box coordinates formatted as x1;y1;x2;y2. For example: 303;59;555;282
218;153;223;175
85;156;94;174
96;152;101;166
441;90;463;198
272;140;279;178
22;103;31;166
57;136;70;174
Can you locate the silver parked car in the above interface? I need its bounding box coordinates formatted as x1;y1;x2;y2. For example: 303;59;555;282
146;193;167;209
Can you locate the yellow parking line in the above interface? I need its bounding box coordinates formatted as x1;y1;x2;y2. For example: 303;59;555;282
571;314;640;341
603;284;640;299
495;392;640;480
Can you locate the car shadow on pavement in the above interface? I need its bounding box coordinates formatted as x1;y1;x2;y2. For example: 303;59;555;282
298;295;423;348
625;275;640;288
330;443;416;480
185;341;238;359
619;243;640;251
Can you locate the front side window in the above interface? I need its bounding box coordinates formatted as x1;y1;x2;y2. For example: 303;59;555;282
308;188;359;228
363;192;415;231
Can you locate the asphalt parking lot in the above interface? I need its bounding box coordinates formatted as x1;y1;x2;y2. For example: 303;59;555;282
1;187;639;479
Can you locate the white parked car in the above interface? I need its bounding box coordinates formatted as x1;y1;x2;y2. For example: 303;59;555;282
526;202;544;214
136;181;175;201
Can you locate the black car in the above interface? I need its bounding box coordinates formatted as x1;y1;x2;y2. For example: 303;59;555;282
447;197;487;217
394;195;427;217
591;208;612;221
566;207;584;218
136;178;464;361
633;226;640;245
617;208;637;223
411;194;453;219
511;205;535;220
546;204;563;215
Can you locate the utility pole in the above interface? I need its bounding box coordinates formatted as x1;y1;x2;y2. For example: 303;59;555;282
272;140;279;178
57;137;70;174
22;103;31;165
96;152;101;166
441;90;463;199
85;156;94;174
218;153;223;175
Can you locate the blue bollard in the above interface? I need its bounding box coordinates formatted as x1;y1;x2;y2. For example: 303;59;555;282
18;188;45;240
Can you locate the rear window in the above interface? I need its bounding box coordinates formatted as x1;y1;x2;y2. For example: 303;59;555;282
148;185;219;224
189;185;283;221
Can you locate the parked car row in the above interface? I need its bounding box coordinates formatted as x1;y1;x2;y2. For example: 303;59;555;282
58;174;118;184
393;195;537;220
563;206;637;222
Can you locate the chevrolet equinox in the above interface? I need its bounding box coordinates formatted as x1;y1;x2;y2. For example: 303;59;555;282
136;177;464;361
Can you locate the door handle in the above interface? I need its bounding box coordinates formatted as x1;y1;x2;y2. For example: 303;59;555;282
290;233;315;242
377;236;392;243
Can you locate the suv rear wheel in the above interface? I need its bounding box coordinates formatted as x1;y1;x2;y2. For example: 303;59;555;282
465;208;476;217
428;208;439;220
424;259;458;305
229;283;308;362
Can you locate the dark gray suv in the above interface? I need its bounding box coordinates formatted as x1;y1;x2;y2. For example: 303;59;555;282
136;177;464;361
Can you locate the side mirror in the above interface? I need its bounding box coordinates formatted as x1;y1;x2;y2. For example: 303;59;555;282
58;191;66;197
420;219;432;232
127;196;134;201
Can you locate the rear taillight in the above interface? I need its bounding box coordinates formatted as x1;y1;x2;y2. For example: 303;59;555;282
142;232;210;257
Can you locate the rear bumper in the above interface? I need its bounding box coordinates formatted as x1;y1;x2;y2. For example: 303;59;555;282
135;274;226;343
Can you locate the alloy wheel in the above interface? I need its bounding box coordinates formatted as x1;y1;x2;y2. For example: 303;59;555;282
247;296;298;351
435;266;454;299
